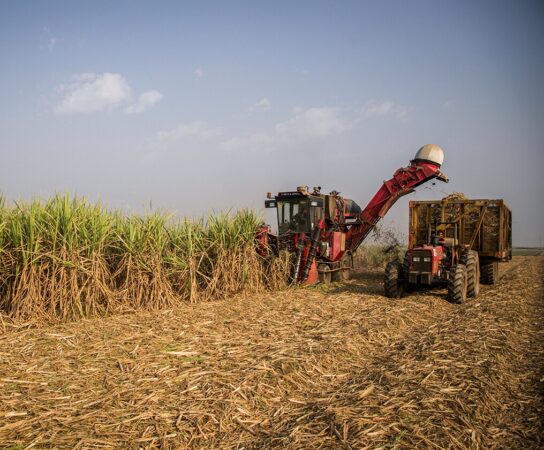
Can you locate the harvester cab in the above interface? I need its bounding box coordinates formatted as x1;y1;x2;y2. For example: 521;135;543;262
266;187;325;235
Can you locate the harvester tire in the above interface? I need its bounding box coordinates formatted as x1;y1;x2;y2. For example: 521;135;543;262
318;263;332;284
338;254;351;281
480;261;498;285
384;260;404;299
447;264;467;304
331;256;350;282
464;250;480;297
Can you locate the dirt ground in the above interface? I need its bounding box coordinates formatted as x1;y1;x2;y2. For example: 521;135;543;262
1;256;543;449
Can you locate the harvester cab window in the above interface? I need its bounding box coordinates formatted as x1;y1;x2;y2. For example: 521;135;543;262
278;200;310;234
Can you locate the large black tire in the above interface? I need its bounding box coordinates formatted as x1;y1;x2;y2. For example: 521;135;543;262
480;261;498;285
463;250;480;298
384;260;404;298
318;263;332;284
402;251;410;274
401;252;416;293
447;264;467;304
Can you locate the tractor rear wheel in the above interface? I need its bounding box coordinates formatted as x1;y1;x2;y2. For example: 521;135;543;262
463;250;480;297
480;261;498;285
384;260;404;298
318;263;332;284
447;264;467;304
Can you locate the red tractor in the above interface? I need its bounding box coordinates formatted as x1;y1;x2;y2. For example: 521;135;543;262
258;144;449;284
384;221;480;303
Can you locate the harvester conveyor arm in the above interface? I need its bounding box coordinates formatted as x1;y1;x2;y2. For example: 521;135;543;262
346;159;448;252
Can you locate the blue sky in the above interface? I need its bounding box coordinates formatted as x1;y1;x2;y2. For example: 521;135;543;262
1;0;543;246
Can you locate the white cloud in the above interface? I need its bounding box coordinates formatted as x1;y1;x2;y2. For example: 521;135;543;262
156;121;223;144
361;101;412;121
125;90;163;114
275;107;351;139
220;133;274;153
55;73;131;114
249;98;271;112
145;120;223;161
194;67;204;79
220;106;352;153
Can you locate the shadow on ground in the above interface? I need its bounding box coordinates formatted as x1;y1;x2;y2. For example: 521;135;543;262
324;268;451;302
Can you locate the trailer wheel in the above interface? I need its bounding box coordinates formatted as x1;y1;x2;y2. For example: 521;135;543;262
447;264;467;304
464;250;480;297
384;260;404;298
318;263;332;284
480;261;498;285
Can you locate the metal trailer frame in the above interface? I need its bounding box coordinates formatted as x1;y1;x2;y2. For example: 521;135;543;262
408;199;512;262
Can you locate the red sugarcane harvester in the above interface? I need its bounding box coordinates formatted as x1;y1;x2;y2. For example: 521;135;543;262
258;144;449;284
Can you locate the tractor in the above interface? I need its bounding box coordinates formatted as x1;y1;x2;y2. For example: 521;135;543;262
384;221;480;303
257;144;449;284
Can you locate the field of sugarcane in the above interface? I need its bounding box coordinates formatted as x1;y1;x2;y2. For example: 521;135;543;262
0;194;287;321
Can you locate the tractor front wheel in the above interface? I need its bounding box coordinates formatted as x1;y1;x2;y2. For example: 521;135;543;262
384;260;404;298
447;264;467;304
463;250;480;298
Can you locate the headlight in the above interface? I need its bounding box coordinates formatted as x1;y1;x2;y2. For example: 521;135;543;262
423;257;431;262
412;257;420;262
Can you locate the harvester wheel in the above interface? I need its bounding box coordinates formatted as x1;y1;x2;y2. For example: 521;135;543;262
384;260;404;298
464;250;480;297
318;263;332;284
331;255;351;282
447;264;467;304
339;254;351;281
480;261;498;285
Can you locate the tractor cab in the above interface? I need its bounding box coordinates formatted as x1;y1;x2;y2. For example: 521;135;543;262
428;222;460;268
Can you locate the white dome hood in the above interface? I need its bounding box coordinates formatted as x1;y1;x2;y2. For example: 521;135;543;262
414;144;444;167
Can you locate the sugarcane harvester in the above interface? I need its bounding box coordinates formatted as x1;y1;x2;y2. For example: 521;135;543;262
258;144;449;284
